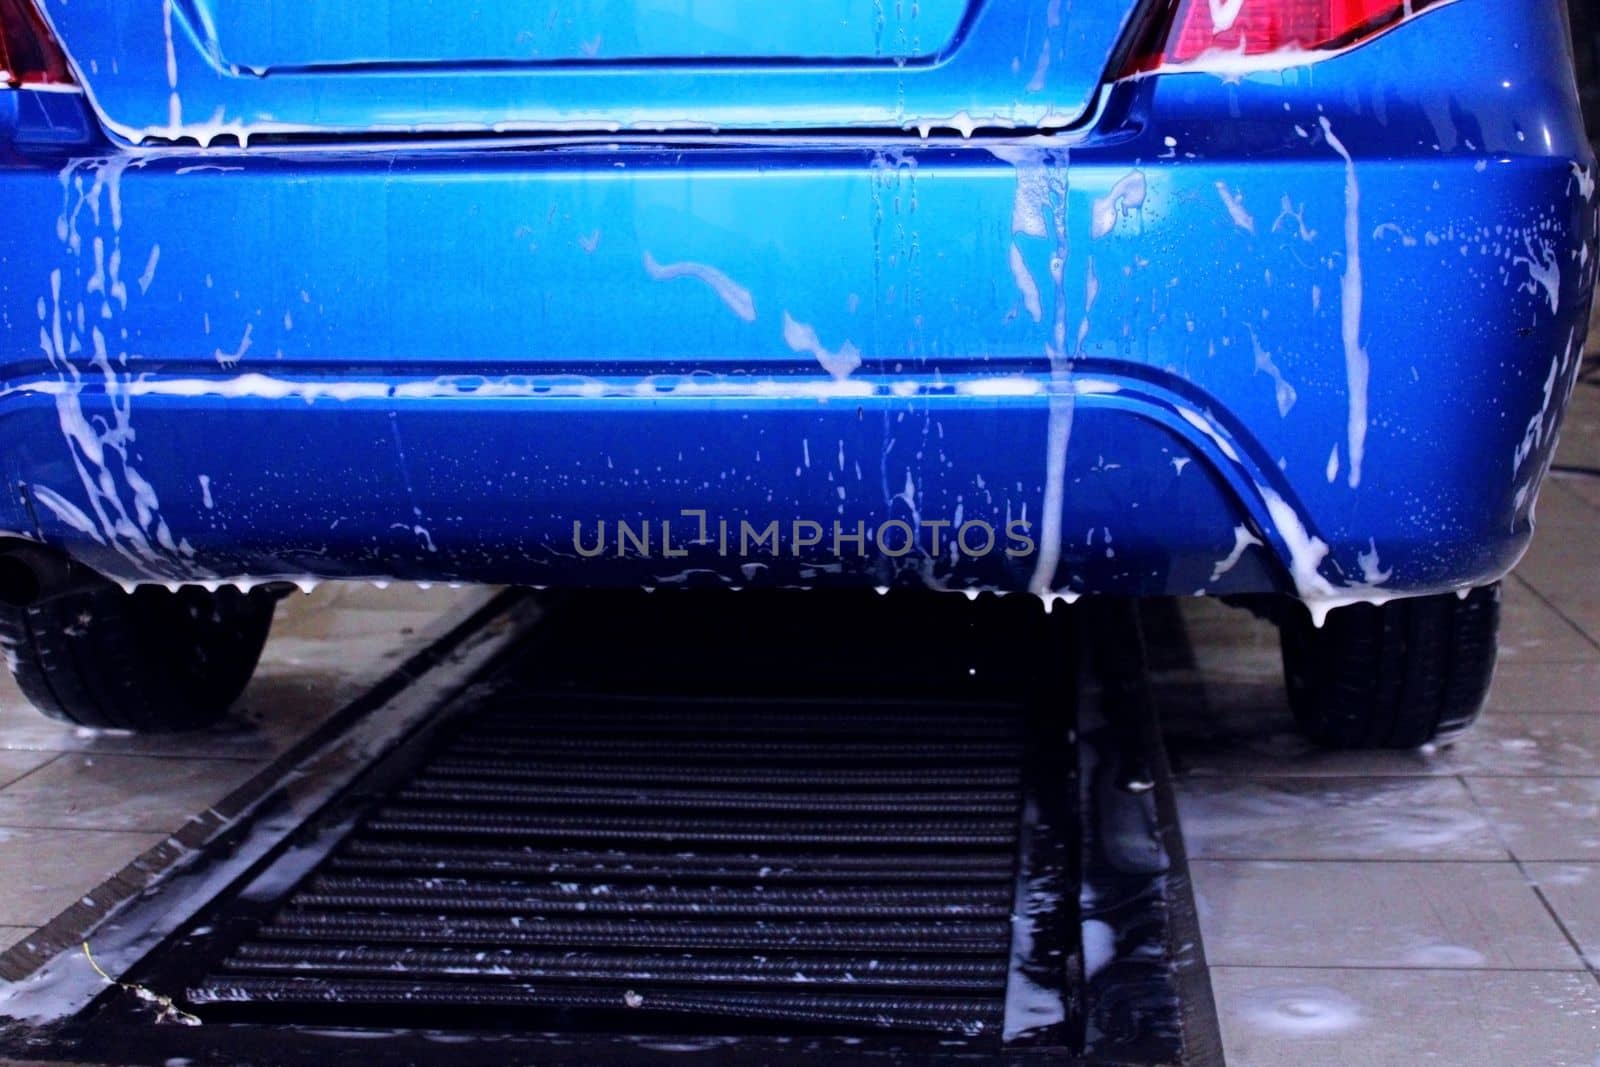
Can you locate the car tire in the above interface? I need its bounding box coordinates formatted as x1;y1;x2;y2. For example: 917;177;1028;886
1278;583;1500;749
0;582;276;733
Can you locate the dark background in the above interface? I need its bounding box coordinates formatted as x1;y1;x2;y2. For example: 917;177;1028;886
1573;0;1598;145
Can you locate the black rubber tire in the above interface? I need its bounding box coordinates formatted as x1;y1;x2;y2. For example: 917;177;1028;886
0;583;276;732
1278;584;1500;749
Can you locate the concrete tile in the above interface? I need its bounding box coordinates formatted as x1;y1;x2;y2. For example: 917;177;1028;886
0;754;260;832
1540;596;1600;648
1191;860;1580;969
0;827;166;926
1516;518;1600;582
1555;471;1600;510
0;926;36;952
280;581;485;618
1529;478;1600;529
1514;577;1600;630
1553;371;1600;471
1176;777;1506;861
0;749;55;790
1165;694;1550;779
1211;967;1600;1067
1560;605;1600;650
1524;863;1600;968
1588;288;1600;358
1489;661;1600;715
1234;714;1600;779
1467;777;1600;861
1173;597;1283;681
1498;580;1600;664
1466;714;1600;775
1515;540;1600;639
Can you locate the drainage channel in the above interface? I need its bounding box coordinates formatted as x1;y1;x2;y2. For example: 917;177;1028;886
0;589;1219;1065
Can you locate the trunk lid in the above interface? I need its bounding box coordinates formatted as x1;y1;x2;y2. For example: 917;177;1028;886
189;1;974;68
39;0;1142;143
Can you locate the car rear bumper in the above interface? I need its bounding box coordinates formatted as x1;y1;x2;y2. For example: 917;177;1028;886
0;0;1594;611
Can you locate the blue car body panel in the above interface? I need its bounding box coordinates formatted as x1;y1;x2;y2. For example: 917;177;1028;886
184;0;978;67
0;0;1594;615
37;0;1139;141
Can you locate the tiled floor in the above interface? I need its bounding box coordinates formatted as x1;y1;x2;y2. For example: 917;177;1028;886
1164;294;1600;1064
0;583;492;954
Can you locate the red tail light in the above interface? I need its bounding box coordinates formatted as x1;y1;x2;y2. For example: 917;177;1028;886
0;0;73;88
1126;0;1436;73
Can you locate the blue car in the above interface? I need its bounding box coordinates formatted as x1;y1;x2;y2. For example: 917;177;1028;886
0;0;1593;744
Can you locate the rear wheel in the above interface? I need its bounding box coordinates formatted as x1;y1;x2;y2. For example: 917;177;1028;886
1278;584;1500;749
0;582;276;733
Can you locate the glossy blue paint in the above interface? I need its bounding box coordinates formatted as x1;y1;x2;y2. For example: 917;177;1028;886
0;0;1593;608
186;0;975;66
37;0;1141;141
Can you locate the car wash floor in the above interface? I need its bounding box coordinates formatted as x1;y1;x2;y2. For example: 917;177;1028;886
0;585;1216;1065
3;554;1600;1067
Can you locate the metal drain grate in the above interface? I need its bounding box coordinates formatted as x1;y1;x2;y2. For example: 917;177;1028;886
185;690;1035;1038
6;592;1228;1065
